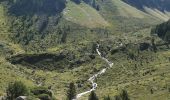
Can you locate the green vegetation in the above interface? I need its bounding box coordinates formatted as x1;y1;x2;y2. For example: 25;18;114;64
5;81;55;100
152;20;170;42
0;0;160;52
103;90;130;100
66;82;76;100
88;91;99;100
119;90;130;100
103;95;111;100
63;1;109;28
31;86;54;100
6;81;28;100
0;0;170;100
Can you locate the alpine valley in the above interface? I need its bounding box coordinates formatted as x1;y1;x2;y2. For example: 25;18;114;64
0;0;170;100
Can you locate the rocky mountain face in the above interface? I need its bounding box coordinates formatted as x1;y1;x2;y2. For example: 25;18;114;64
4;0;66;16
122;0;170;12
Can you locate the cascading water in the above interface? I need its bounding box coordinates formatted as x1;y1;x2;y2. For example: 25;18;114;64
74;44;113;100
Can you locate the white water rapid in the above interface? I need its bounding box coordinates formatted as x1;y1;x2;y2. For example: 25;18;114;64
74;44;113;100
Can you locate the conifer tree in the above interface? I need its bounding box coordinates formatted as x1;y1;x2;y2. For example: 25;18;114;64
120;90;130;100
104;95;111;100
88;91;98;100
114;95;121;100
67;82;76;100
114;90;130;100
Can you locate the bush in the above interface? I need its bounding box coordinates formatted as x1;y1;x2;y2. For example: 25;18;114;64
114;90;130;100
104;95;111;100
88;91;98;100
37;94;51;100
114;95;121;100
30;86;55;100
151;20;170;42
120;90;130;100
31;86;52;97
6;81;28;100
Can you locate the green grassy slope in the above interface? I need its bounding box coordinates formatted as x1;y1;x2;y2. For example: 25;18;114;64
144;7;170;21
0;0;170;100
63;1;109;28
112;0;152;18
96;43;170;100
96;0;161;33
122;0;170;21
0;4;10;41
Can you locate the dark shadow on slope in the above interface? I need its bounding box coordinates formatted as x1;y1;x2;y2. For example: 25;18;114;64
8;0;66;16
8;53;67;71
7;52;94;71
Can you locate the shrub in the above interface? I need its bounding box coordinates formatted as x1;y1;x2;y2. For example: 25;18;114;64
6;81;28;100
37;94;51;100
88;91;98;100
120;90;130;100
114;95;121;100
114;90;130;100
31;86;52;97
30;86;56;100
104;95;111;100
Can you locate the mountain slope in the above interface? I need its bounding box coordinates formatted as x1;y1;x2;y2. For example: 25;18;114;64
0;0;170;99
97;0;161;33
63;1;109;28
111;0;153;18
0;0;161;52
122;0;170;12
122;0;170;21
